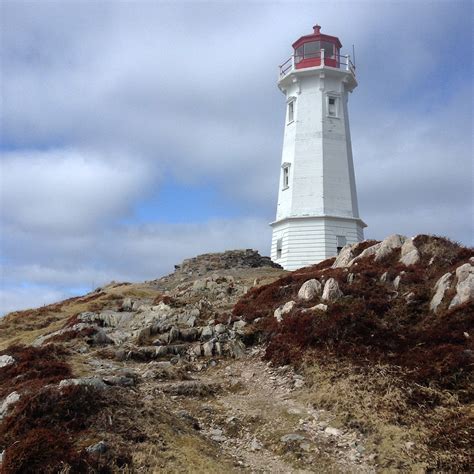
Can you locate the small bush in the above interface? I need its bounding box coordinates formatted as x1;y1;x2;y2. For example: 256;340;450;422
0;344;71;399
0;385;109;474
1;427;87;474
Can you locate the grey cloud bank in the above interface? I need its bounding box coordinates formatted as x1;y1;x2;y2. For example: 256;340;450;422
1;1;472;314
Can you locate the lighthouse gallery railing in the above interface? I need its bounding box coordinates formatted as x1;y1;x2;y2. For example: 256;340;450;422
279;51;356;78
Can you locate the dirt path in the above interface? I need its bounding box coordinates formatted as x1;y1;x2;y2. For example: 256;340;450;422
173;348;375;473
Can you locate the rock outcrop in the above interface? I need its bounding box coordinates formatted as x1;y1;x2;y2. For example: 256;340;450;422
297;279;322;301
399;238;421;266
373;234;406;262
0;355;15;368
0;392;20;421
173;249;281;277
449;261;474;309
334;235;423;269
430;273;452;313
322;278;343;302
274;301;296;322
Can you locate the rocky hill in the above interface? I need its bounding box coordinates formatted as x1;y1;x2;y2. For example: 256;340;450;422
0;238;473;473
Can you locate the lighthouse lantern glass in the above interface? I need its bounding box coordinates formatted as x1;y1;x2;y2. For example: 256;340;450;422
304;41;320;59
294;40;337;63
320;41;335;58
295;45;304;63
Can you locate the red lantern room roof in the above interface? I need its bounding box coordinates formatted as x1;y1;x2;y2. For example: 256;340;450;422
278;24;356;82
292;24;342;50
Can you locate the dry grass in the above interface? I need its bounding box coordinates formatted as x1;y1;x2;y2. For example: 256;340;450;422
301;357;472;471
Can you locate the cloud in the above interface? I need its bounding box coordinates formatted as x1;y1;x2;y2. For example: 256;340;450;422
1;148;155;232
354;83;473;242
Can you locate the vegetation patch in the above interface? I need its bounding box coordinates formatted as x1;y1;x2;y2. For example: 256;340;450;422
0;344;71;399
0;344;132;473
233;235;473;470
0;385;106;473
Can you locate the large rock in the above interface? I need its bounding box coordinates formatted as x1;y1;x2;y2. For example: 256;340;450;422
0;391;20;420
455;262;474;283
332;243;358;268
449;262;474;310
322;278;343;302
79;310;133;328
201;326;214;341
180;328;199;341
0;355;15;368
92;328;114;345
59;377;108;390
214;324;227;335
400;238;421;266
191;344;202;357
274;301;296;322
349;242;382;266
202;341;214;357
297;279;322;301
374;234;406;262
430;273;452;313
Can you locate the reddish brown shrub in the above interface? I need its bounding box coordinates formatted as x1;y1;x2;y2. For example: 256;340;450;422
0;385;110;474
1;385;104;442
0;427;88;474
0;345;71;399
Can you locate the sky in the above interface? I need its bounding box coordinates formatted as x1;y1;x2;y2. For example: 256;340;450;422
0;0;472;315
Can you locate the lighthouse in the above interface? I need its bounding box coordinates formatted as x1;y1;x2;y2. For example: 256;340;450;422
270;25;366;270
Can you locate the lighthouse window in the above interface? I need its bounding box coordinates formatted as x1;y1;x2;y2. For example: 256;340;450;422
336;235;347;254
276;238;283;259
287;100;295;123
283;166;290;189
328;97;337;117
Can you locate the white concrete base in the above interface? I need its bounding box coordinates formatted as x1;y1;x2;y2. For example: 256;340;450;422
271;216;364;271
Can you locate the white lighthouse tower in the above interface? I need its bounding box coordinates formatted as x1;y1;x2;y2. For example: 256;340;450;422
271;25;366;270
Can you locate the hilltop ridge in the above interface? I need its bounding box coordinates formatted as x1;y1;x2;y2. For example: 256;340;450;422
0;236;473;472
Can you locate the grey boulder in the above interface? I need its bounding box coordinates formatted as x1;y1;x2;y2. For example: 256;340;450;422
322;278;343;302
297;279;322;301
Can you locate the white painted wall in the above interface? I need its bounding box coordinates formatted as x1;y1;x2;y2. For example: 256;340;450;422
271;64;365;270
271;217;364;270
